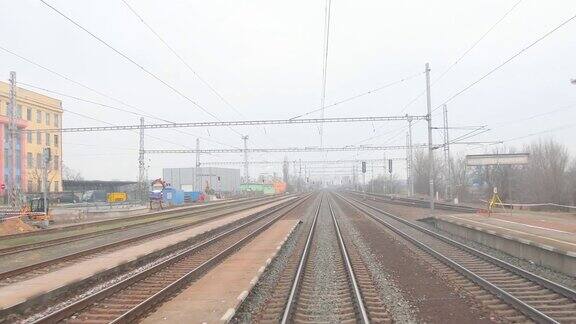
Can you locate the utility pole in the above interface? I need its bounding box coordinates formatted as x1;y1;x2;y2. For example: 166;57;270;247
425;63;435;212
406;133;410;196
138;117;146;203
7;71;20;208
383;152;386;194
371;162;374;193
299;159;302;192
407;115;414;196
443;104;451;201
242;135;249;183
42;147;51;214
195;138;200;191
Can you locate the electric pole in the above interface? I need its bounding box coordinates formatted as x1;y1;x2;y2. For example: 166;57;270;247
42;147;51;214
407;115;414;196
443;104;451;201
195;138;200;191
7;71;21;208
425;63;435;212
138;117;146;203
242;135;249;183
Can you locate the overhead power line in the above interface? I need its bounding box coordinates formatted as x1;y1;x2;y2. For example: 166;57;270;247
18;82;240;149
120;0;244;118
290;71;423;120
319;0;333;146
434;12;576;112
400;0;525;114
36;115;427;133
0;45;238;149
39;0;243;137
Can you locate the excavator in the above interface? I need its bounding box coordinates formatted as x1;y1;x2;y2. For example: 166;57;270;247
21;197;51;228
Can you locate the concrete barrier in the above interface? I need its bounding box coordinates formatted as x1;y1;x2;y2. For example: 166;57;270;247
432;218;576;277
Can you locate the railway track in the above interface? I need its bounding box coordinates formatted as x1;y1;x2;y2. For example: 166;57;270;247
25;195;311;324
347;190;477;213
257;193;388;323
0;195;292;284
0;195;286;257
338;192;576;323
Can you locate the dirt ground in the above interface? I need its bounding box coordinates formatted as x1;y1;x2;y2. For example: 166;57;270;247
0;218;36;236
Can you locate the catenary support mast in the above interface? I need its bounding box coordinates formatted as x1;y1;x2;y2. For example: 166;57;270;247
425;63;435;212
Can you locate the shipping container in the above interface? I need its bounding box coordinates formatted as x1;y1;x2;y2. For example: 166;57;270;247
273;181;287;194
163;167;241;193
107;192;127;203
162;187;185;206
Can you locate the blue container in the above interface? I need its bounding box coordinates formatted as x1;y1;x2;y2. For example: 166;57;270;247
162;187;185;206
184;191;202;203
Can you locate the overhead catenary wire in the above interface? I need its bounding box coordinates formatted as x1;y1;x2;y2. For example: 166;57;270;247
0;45;239;153
432;12;576;113
290;71;423;120
120;0;243;119
385;12;576;157
38;0;245;138
18;81;241;150
319;0;332;147
121;0;279;159
18;93;196;150
399;0;525;114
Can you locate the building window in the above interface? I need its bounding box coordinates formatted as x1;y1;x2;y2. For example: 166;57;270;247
26;108;32;121
53;181;59;192
54;155;59;170
46;133;50;146
36;110;42;123
27;131;32;144
27;152;33;168
17;105;22;118
46;112;50;125
36;153;42;169
54;134;59;146
36;131;41;145
27;180;33;193
54;114;59;127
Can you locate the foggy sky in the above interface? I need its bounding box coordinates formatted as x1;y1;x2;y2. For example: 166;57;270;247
1;0;575;182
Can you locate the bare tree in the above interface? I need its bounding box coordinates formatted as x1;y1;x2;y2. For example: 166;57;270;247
412;149;445;197
62;164;84;181
520;139;569;204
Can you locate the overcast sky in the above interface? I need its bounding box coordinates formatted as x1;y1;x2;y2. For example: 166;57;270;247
1;0;575;182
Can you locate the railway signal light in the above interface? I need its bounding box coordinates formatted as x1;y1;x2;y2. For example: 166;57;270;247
388;159;393;174
361;161;366;173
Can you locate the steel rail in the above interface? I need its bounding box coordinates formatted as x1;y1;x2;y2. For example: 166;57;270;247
32;195;310;324
0;195;289;258
346;193;576;301
337;193;569;324
280;194;322;324
327;197;370;323
348;190;477;213
0;194;279;241
0;195;294;281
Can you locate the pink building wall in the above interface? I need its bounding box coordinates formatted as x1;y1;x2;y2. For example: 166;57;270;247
0;116;29;195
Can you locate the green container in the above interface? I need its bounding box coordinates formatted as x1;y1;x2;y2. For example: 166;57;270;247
240;183;276;195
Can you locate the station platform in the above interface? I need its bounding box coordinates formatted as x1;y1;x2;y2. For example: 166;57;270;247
142;219;300;323
0;197;294;313
432;210;576;276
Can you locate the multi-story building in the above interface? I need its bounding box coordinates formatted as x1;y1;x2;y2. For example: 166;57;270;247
0;81;63;197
